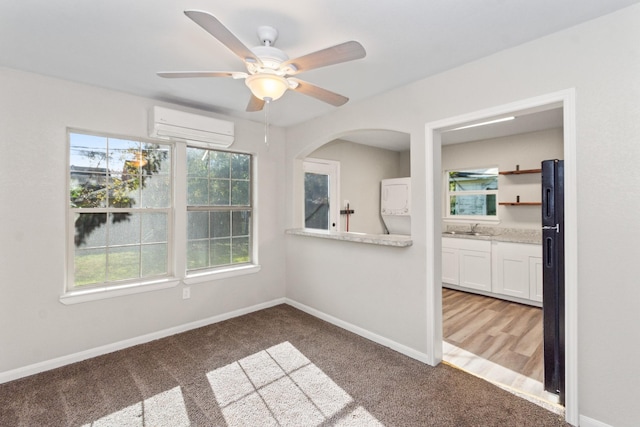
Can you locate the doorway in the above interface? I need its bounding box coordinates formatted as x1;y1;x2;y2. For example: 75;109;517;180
424;90;577;425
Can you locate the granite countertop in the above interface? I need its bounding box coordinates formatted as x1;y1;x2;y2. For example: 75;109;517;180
286;226;540;246
442;226;541;245
286;228;413;247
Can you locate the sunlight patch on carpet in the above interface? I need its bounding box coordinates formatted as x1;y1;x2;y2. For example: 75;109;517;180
82;386;189;426
207;341;382;426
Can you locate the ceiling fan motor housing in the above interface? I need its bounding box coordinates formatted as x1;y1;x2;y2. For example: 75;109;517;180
250;45;289;72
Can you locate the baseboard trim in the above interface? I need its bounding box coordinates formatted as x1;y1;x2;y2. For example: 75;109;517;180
0;298;286;384
579;415;613;427
285;298;430;364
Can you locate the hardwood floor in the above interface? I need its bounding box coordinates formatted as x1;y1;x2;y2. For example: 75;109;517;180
442;288;561;410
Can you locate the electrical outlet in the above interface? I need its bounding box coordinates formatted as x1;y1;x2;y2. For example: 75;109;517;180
182;286;191;299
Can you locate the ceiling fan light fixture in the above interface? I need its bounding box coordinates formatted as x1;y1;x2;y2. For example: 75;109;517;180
245;74;288;101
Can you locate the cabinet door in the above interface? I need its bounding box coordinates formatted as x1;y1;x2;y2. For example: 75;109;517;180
459;250;492;292
495;248;529;298
529;256;543;302
442;247;459;285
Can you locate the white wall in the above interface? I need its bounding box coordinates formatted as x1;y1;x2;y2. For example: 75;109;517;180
442;128;563;229
309;139;408;233
0;67;287;374
285;5;640;427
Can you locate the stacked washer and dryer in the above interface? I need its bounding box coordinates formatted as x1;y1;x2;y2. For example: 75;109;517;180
380;177;411;235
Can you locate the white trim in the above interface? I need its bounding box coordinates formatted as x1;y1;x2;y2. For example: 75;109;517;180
1;298;286;384
60;278;180;305
285;298;430;364
578;415;613;427
425;89;578;425
184;264;261;285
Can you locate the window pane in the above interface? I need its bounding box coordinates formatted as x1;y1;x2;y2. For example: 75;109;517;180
231;180;250;205
140;174;170;208
187;240;209;270
74;248;106;286
232;211;250;236
209;151;230;178
108;139;142;208
187;147;208;177
107;246;140;282
211;211;231;238
141;213;167;243
232;236;250;263
74;213;107;248
305;172;330;230
143;144;171;176
210;179;230;205
449;194;497;216
108;213;140;246
187;211;209;239
188;177;209;205
231;153;250;179
70;134;108;209
141;243;167;277
211;238;231;265
448;168;498;191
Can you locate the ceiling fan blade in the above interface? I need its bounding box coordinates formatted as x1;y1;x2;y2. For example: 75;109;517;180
289;78;349;107
282;41;366;75
246;94;265;112
184;10;259;64
157;71;245;79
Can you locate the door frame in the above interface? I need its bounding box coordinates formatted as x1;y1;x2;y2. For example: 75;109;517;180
302;158;341;231
424;89;578;425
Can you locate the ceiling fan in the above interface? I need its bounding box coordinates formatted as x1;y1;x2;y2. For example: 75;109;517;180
158;10;366;112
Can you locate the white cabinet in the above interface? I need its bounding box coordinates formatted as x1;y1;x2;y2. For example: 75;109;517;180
442;246;459;285
529;256;543;302
493;242;542;302
442;237;492;292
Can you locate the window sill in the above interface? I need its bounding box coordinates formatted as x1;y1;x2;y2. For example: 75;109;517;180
184;264;261;285
60;278;181;305
286;228;412;247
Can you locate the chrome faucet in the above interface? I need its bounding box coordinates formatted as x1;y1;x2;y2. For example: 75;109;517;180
470;223;479;233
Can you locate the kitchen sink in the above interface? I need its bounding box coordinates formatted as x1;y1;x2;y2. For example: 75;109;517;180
443;231;490;236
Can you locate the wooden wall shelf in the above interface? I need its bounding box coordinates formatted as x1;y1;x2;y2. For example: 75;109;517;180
499;168;542;175
499;202;541;206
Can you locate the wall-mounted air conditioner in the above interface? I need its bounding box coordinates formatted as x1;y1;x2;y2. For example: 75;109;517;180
148;106;234;147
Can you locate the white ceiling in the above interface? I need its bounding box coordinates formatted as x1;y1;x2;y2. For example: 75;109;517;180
2;0;637;129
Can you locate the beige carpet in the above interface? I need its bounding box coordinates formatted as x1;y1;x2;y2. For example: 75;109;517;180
0;304;568;426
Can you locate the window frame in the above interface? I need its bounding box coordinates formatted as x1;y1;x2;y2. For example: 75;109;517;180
443;166;499;222
62;130;260;305
302;158;340;232
184;143;254;276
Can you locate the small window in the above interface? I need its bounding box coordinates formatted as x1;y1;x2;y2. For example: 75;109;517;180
445;167;498;220
303;159;340;231
69;131;172;288
186;147;252;272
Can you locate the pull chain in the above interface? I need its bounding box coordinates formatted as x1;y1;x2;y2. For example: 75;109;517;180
263;97;272;148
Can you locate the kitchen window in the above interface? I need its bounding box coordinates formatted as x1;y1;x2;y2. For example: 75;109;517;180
445;167;498;220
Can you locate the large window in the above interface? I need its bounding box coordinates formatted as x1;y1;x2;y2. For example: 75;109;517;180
68;130;255;297
69;132;172;287
186;147;252;272
445;167;498;220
